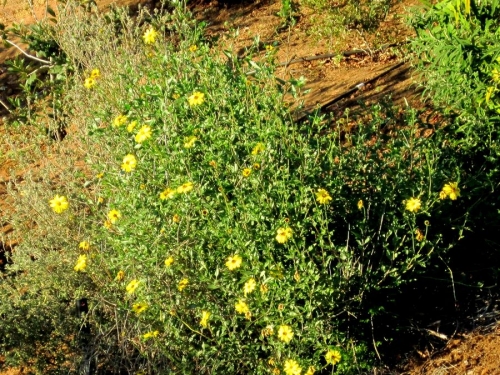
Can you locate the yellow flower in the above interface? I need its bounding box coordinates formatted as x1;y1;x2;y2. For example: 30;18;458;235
200;311;211;328
127;121;138;133
272;369;281;375
235;299;249;314
209;160;217;168
79;241;90;251
276;227;293;244
325;349;341;365
245;311;252;320
243;278;257;295
160;188;176;200
261;325;274;337
143;26;159;44
177;182;194;194
172;214;181;223
260;283;269;294
266;45;274;51
184;136;197;148
103;220;112;229
115;270;125;281
225;254;242;270
97;197;104;204
293;271;300;282
315;188;332;204
172;93;180;99
49;195;69;214
189;44;197;52
405;197;421;213
439;190;447;200
96;173;104;179
132;302;148;315
441;182;460;200
90;69;100;79
252;142;265;155
415;228;424;242
126;279;140;294
84;77;95;89
304;366;315;375
74;254;87;272
253;163;260;170
164;257;174;267
178;278;189;291
113;115;128;127
121;154;137;172
135;125;152;143
108;209;122;224
277;325;294;343
283;359;301;375
357;199;364;210
242;168;252;177
188;91;205;106
142;330;159;340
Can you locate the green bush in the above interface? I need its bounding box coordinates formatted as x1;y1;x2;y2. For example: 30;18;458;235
411;0;500;152
0;2;476;375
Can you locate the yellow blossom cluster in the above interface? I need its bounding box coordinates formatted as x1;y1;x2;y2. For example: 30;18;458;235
159;182;194;200
439;182;460;200
83;68;100;89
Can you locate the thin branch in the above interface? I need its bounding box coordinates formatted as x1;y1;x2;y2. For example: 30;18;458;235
0;98;12;114
3;38;53;65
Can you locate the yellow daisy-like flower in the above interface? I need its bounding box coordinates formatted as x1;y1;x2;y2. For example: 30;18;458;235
276;227;293;244
277;325;294;343
235;299;249;314
357;199;364;210
143;26;159;45
305;366;315;375
127;121;138;133
79;241;90;251
242;168;252;177
172;214;181;223
135;125;152;143
405;197;422;213
225;254;242;270
266;45;274;52
126;279;140;294
283;359;301;375
178;278;189;291
83;77;95;89
74;254;87;272
164;257;174;267
177;182;194;194
113;115;128;128
107;209;122;224
121;154;137;173
260;283;269;294
325;349;341;365
441;182;460;201
115;270;125;281
142;330;159;340
184;136;197;148
188;91;205;106
315;188;332;204
189;44;197;52
272;368;281;375
200;310;211;328
159;188;176;200
90;69;100;79
253;163;260;170
261;325;274;337
252;142;265;155
132;302;148;315
49;194;69;214
243;278;257;295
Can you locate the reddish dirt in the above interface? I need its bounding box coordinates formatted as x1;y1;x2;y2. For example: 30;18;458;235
1;1;500;374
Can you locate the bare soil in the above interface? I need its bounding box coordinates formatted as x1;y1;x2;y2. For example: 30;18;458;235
1;0;500;374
